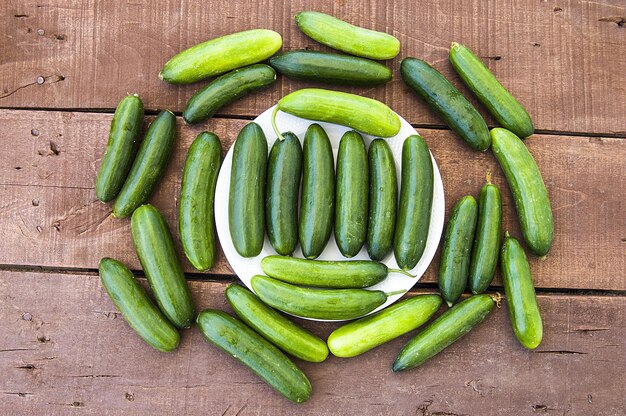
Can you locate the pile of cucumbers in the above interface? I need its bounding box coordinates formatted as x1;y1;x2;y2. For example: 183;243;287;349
94;10;554;404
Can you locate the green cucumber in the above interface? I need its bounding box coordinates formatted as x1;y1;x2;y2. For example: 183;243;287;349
229;122;268;258
197;309;311;403
99;258;179;352
96;95;144;202
159;29;282;84
131;204;195;328
295;11;400;60
113;110;176;218
179;132;222;271
225;284;328;362
392;294;495;372
328;294;442;358
450;43;534;139
335;131;369;257
400;58;490;151
501;235;543;349
394;135;434;270
266;132;302;256
269;50;392;86
183;64;276;124
491;128;553;256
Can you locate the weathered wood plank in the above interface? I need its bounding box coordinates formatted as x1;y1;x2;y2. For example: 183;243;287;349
1;0;625;135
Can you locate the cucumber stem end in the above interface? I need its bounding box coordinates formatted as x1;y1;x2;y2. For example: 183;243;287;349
271;106;286;141
389;268;417;278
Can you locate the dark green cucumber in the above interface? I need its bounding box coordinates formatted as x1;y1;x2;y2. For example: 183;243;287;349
269;50;392;86
197;309;311;403
225;284;329;362
367;139;397;261
229;122;268;258
469;181;502;294
491;128;553;256
335;131;369;257
299;124;335;259
251;275;388;320
450;43;534;139
439;196;478;306
266;132;302;256
501;235;543;349
183;64;276;124
99;258;179;352
131;204;195;328
96;95;144;202
392;294;495;372
113;110;176;218
179;132;222;271
394;135;434;270
400;58;490;151
328;294;442;358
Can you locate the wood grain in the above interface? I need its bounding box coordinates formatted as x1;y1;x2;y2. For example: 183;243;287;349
1;0;625;135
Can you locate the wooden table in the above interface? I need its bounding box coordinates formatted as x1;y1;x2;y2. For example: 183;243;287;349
1;1;625;414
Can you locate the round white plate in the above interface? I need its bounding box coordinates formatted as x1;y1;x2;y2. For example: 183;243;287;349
215;105;445;321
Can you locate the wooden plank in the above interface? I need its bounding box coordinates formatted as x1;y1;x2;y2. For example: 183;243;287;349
0;270;624;415
1;0;625;135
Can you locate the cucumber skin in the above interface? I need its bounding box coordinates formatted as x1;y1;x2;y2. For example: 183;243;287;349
96;95;144;202
229;123;268;258
400;58;490;151
393;294;494;372
99;258;179;352
113;110;176;218
328;294;442;358
501;236;543;349
335;131;369;258
266;132;302;256
225;284;329;362
183;64;276;124
394;135;434;270
178;132;222;271
299;124;335;259
131;204;195;329
491;128;553;256
450;43;534;139
197;309;312;403
269;50;392;86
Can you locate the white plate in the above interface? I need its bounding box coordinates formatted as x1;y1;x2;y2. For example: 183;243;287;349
215;105;445;321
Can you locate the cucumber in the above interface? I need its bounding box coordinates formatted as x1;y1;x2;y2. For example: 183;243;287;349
394;135;434;270
295;11;400;60
328;294;442;358
225;284;329;362
251;275;388;320
96;95;144;202
266;132;302;256
367;139;397;261
400;58;490;151
392;294;495;372
299;124;335;259
159;29;282;84
113;110;176;218
99;258;179;352
335;131;369;257
439;196;478;306
229;122;268;258
469;181;502;294
450;43;534;139
269;50;392;86
197;309;311;403
277;89;400;138
131;204;195;328
178;132;222;271
491;128;553;256
501;235;543;349
183;64;276;124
